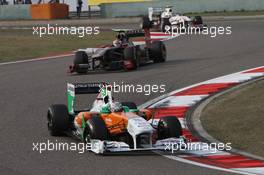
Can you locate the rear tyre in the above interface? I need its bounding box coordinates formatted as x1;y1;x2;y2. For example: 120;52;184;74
74;51;88;73
157;116;182;139
86;116;108;141
47;104;69;136
149;41;166;63
160;18;170;32
121;102;137;110
140;16;152;29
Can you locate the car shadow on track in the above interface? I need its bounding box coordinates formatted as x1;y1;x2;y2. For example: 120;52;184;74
69;57;213;76
131;57;213;72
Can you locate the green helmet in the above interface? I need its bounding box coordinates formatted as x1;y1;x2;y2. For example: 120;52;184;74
101;104;110;114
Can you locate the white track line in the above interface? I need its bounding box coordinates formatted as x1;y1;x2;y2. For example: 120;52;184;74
0;53;74;66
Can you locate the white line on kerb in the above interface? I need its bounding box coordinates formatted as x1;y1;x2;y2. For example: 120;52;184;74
140;65;264;175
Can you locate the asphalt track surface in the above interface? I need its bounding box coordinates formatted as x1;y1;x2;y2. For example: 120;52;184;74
1;19;264;175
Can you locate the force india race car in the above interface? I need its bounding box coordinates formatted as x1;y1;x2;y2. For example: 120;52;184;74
141;6;205;32
47;82;185;154
69;29;166;74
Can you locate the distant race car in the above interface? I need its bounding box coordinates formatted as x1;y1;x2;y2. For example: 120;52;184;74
47;82;185;154
69;29;167;74
141;6;205;32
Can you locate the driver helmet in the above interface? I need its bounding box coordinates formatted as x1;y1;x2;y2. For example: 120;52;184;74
165;7;172;13
113;33;128;47
103;95;109;104
164;7;172;14
116;33;126;41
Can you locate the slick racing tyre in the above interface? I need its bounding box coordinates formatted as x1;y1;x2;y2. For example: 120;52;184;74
121;102;137;110
193;16;203;25
149;41;166;63
124;46;140;70
140;16;152;29
47;104;69;136
160;17;170;32
86;116;108;141
157;116;183;139
74;51;89;73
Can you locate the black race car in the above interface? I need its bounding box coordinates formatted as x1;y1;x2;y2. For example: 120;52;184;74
69;29;166;74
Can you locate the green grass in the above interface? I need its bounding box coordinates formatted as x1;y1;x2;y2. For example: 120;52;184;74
0;29;114;62
201;80;264;157
186;10;264;17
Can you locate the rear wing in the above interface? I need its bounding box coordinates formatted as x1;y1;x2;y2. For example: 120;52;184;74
112;29;145;38
112;28;151;46
67;82;108;114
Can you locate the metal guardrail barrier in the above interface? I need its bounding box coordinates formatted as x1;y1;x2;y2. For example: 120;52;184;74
69;10;101;19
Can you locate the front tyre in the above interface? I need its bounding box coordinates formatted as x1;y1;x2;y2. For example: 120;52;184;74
149;41;166;63
192;16;203;25
74;51;89;74
86;116;109;141
157;116;182;139
47;104;69;136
